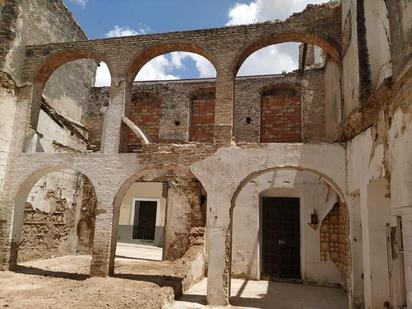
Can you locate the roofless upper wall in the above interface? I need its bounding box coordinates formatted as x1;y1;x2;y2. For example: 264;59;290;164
22;3;341;86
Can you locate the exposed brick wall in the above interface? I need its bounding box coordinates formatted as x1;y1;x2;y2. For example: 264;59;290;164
127;92;162;147
320;203;351;290
190;92;215;143
260;89;302;143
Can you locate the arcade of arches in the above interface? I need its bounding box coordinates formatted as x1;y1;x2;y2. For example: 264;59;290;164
1;1;412;308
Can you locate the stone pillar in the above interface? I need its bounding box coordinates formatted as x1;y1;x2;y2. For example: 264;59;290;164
348;192;365;308
214;71;234;147
360;179;391;308
0;85;32;271
100;77;126;154
90;197;115;277
206;195;231;306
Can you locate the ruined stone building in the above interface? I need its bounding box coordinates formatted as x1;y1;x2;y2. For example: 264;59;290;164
0;0;411;308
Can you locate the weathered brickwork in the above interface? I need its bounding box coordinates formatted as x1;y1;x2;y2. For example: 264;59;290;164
190;92;215;143
87;70;326;151
127;92;162;146
260;89;301;143
320;203;350;290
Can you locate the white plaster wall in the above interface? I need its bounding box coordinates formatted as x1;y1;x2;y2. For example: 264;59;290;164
34;110;87;153
118;182;166;246
26;170;80;213
364;0;392;89
232;169;342;285
324;60;342;136
342;0;360;117
0;88;16;196
388;109;412;210
119;182;166;226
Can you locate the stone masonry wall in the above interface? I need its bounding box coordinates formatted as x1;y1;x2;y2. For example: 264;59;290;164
88;69;327;150
0;0;97;262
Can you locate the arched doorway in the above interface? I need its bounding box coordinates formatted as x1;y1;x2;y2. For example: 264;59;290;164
229;167;350;307
9;167;97;276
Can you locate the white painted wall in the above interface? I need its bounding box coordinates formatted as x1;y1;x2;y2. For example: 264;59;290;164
118;182;166;246
231;169;342;285
364;0;392;89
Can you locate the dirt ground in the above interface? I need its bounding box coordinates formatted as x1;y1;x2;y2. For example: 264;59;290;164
0;255;188;309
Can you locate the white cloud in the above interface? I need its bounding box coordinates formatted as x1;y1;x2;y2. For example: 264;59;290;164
95;62;111;87
69;0;88;9
105;25;150;38
136;52;216;81
227;0;327;75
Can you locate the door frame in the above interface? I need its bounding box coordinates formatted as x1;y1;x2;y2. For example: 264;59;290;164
259;194;303;281
130;198;161;241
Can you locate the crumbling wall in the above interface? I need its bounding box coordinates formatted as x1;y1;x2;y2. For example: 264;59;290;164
320;202;351;290
387;0;412;78
341;0;361;116
164;179;206;260
18;171;95;261
0;1;98;263
324;58;342;138
89;70;327;150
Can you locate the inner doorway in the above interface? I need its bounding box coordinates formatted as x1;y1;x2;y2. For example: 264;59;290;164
132;199;159;241
261;197;300;280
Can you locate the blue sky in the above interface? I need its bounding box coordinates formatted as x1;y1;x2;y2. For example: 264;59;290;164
63;0;327;85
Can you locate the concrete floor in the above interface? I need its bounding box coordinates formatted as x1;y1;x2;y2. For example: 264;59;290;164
167;278;348;309
115;242;163;261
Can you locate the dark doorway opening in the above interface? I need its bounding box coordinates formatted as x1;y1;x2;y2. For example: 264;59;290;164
261;197;300;280
133;200;157;241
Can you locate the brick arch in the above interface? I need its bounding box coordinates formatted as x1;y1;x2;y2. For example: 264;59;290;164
30;48;112;129
8;165;98;270
231;166;345;207
189;87;216;101
126;41;218;84
108;166;195;273
233;32;341;76
259;81;303;96
33;48;112;86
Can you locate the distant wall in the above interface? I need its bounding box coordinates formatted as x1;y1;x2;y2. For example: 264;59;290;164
118;182;167;247
89;70;328;150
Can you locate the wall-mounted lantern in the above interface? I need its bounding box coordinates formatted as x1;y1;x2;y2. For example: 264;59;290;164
308;208;319;230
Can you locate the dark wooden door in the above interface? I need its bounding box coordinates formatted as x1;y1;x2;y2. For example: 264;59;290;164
262;197;300;279
133;200;157;240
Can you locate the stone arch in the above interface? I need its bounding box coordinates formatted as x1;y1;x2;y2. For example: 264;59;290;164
126;41;219;85
109;166;206;274
232;32;341;76
8;165;98;270
226;166;350;303
30;48;112;129
109;166;191;272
